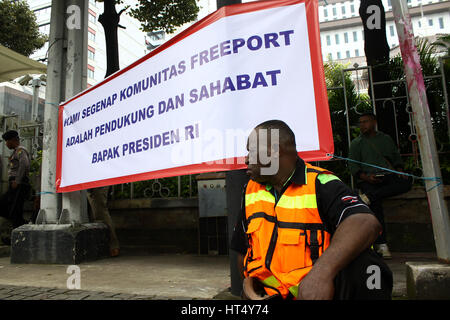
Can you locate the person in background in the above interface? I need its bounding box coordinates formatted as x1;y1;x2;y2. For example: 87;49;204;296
0;130;31;231
348;112;412;259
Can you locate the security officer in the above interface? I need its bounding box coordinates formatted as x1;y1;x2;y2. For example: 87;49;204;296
0;130;31;229
230;120;393;300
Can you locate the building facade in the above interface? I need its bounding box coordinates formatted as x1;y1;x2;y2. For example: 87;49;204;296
145;0;449;66
319;0;450;64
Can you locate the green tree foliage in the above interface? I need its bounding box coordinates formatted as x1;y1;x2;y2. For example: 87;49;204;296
432;34;450;56
96;0;199;76
432;34;450;106
0;0;47;56
387;38;450;183
129;0;200;34
318;63;372;184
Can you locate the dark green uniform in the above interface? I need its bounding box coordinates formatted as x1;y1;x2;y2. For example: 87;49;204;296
348;131;411;245
348;131;403;180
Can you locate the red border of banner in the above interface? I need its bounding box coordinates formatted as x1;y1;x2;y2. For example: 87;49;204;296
56;0;333;193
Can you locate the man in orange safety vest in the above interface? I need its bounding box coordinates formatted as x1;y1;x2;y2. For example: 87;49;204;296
230;120;392;300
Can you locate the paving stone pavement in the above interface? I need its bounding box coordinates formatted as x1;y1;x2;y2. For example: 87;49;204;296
0;284;157;300
0;252;438;300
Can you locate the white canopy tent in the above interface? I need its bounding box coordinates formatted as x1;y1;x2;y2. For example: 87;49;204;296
0;44;46;82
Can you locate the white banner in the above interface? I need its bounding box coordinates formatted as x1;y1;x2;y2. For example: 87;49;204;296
57;0;333;192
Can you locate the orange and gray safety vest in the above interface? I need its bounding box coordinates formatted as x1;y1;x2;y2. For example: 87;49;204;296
244;163;332;299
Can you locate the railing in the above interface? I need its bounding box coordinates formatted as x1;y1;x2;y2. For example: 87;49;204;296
110;175;198;200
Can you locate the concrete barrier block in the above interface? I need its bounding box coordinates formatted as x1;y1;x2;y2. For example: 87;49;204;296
10;223;110;264
406;261;450;299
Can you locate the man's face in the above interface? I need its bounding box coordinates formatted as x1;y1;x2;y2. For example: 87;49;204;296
359;115;376;135
5;139;15;150
245;128;279;184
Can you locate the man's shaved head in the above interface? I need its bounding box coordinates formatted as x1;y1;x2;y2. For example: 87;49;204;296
255;120;297;154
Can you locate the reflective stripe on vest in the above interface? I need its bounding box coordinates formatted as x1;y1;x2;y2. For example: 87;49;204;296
261;275;299;299
244;163;333;299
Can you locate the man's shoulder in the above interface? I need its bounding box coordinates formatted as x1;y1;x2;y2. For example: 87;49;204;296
16;146;29;156
350;135;363;146
316;172;341;185
376;131;394;140
307;164;343;188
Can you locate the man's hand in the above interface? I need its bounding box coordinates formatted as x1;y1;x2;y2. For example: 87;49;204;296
297;268;334;300
242;277;269;300
297;214;381;300
360;172;382;184
11;180;18;189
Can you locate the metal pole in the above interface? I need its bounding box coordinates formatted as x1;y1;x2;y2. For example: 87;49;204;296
392;0;450;262
341;69;354;189
438;57;450;142
30;78;41;154
31;78;41;122
368;66;377;115
62;0;89;223
39;0;66;223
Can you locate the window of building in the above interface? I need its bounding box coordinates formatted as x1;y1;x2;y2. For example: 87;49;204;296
350;4;355;14
428;19;433;27
390;25;395;37
332;6;337;17
88;49;95;60
328;53;333;61
439;17;444;29
418;20;422;28
35;6;51;19
324;8;328;18
355;49;360;57
89;13;96;24
326;35;331;46
39;24;50;34
149;31;165;42
346;50;351;58
88;32;95;42
344;32;349;43
353;31;358;42
388;0;392;7
88;30;95;42
335;34;340;45
337;52;341;59
88;65;95;79
342;6;346;15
